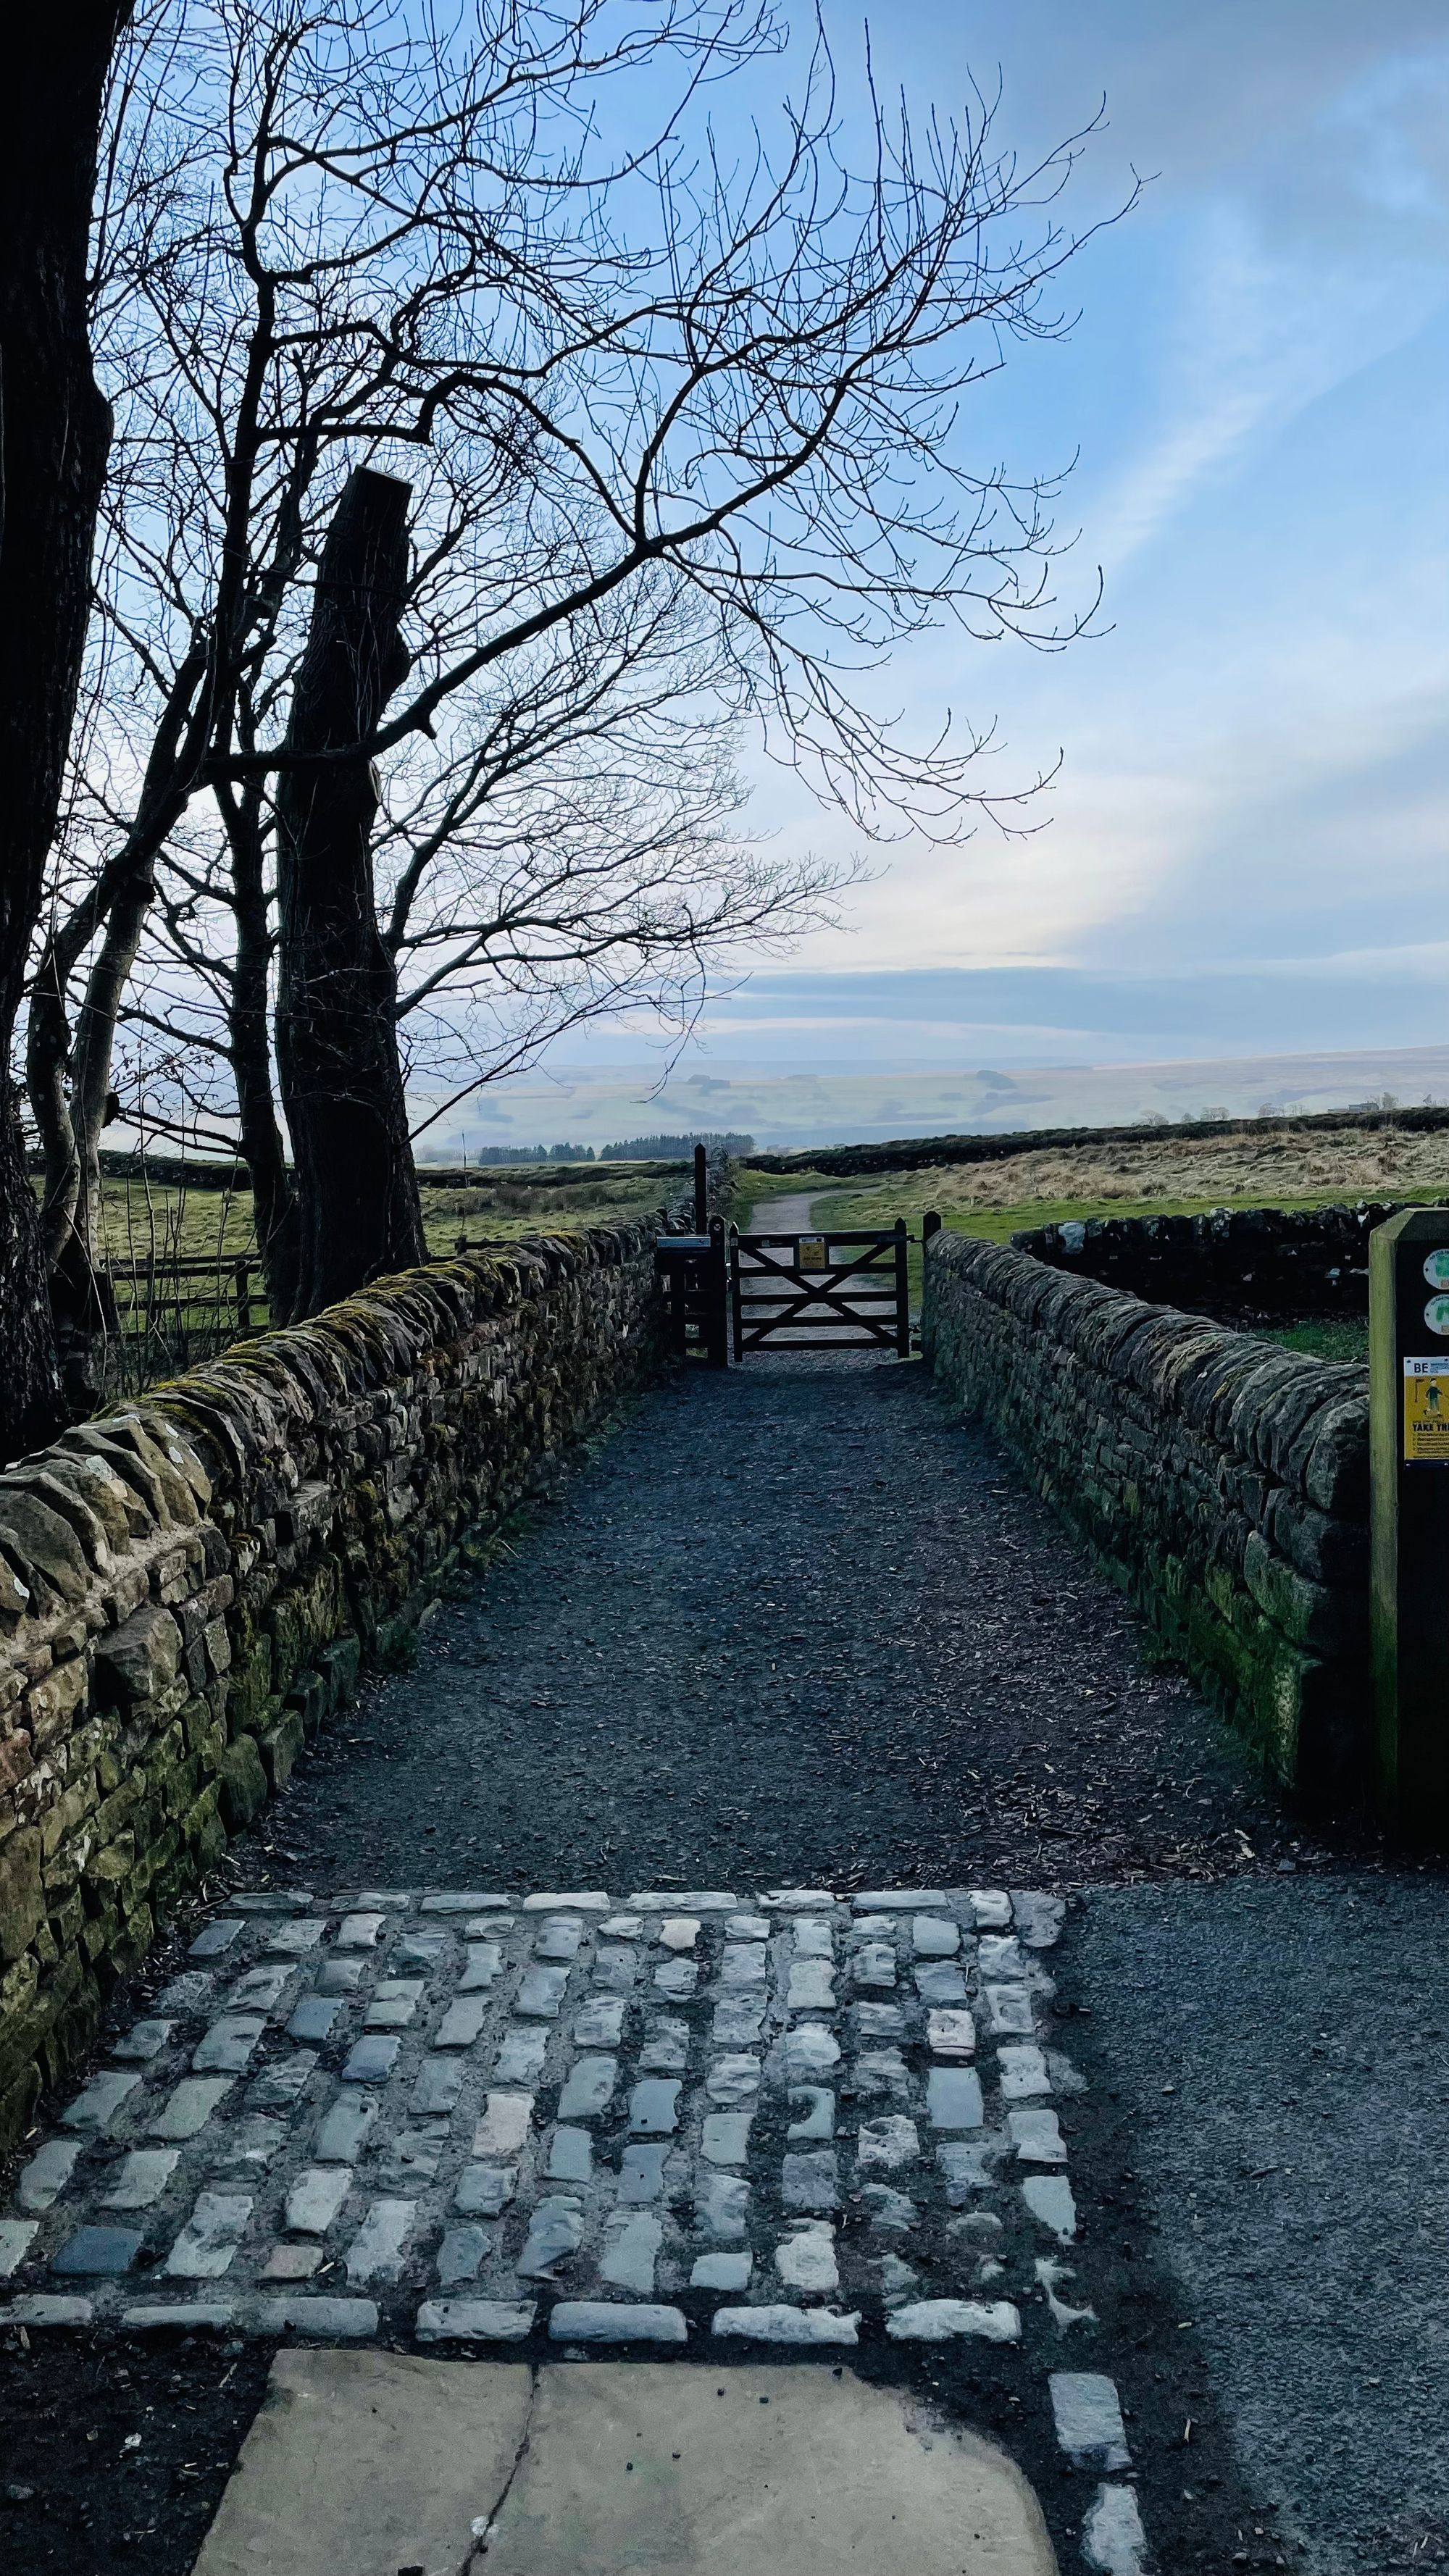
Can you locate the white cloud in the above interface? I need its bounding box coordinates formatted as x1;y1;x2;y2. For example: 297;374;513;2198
1092;201;1446;574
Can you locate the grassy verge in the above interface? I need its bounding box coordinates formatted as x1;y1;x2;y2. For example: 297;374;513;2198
62;1166;684;1271
1254;1318;1369;1365
732;1164;1444;1327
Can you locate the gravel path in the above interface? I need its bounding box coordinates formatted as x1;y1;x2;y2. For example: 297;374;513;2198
270;1345;1309;1897
7;1321;1437;2576
1071;1875;1449;2575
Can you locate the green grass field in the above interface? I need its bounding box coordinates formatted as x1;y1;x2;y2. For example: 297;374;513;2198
416;1166;682;1255
733;1163;1431;1347
1255;1318;1370;1364
60;1163;690;1395
72;1164;687;1274
60;1145;1425;1386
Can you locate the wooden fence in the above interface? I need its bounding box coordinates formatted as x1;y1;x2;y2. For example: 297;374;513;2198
97;1255;270;1395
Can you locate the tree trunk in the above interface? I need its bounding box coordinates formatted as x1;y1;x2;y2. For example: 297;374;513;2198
51;871;150;1407
0;7;132;1458
274;467;425;1319
222;783;299;1321
27;640;207;1416
27;901;136;1420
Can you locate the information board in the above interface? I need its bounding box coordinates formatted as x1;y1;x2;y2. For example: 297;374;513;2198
1403;1355;1449;1463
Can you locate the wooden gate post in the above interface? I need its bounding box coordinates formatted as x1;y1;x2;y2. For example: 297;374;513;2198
728;1224;743;1365
706;1216;729;1368
693;1142;708;1234
1370;1207;1449;1833
894;1216;909;1357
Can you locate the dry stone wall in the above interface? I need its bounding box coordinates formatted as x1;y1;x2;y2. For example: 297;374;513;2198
921;1231;1369;1805
1016;1201;1399;1322
0;1223;674;2152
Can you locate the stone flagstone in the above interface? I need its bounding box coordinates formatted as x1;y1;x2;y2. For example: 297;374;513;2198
0;1870;1102;2464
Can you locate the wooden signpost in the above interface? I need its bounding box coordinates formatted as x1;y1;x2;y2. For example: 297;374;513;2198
1370;1208;1449;1832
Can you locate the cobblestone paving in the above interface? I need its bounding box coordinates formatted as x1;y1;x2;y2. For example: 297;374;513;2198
0;1878;1148;2569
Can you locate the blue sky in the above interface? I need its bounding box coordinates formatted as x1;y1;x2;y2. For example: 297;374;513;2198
491;1;1449;1138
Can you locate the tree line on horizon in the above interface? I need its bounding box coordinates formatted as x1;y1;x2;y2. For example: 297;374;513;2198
447;1131;756;1166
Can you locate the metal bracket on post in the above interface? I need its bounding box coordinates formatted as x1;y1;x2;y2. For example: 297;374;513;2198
1370;1206;1449;1835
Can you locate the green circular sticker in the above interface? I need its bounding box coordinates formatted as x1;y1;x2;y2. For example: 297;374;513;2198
1426;1295;1449;1337
1424;1250;1449;1289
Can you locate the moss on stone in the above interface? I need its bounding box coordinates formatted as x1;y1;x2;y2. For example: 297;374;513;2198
923;1226;1370;1801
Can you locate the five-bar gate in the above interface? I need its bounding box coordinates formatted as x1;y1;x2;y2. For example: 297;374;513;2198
728;1219;910;1358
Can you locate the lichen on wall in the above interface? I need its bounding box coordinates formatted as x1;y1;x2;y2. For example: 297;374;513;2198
0;1221;675;2152
921;1229;1369;1807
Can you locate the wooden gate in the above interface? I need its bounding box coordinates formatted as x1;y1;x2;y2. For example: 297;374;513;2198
728;1219;910;1358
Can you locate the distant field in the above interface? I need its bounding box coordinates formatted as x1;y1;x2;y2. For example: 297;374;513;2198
71;1163;685;1274
58;1126;1444;1376
414;1166;680;1254
735;1122;1449;1337
759;1118;1449;1221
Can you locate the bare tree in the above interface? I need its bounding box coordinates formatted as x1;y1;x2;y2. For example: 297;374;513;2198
30;0;1120;1342
31;0;809;1339
0;4;135;1456
129;588;835;1325
272;467;425;1313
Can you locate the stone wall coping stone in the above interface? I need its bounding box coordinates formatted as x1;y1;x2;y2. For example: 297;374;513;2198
927;1231;1360;1506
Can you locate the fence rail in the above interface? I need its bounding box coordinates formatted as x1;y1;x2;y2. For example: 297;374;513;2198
95;1255;270;1395
729;1221;911;1358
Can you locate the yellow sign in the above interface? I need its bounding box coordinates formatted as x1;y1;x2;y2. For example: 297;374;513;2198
1404;1357;1449;1462
798;1237;827;1271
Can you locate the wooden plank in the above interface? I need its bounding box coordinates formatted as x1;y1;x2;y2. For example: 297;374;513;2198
738;1237;899;1251
730;1216;913;1354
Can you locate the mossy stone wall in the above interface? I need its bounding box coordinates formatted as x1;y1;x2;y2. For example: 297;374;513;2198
921;1230;1369;1802
0;1224;671;2152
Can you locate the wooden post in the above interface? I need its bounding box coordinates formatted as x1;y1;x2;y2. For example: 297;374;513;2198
234;1258;252;1337
894;1216;910;1357
729;1224;744;1365
1370;1206;1449;1834
706;1215;729;1368
693;1142;708;1234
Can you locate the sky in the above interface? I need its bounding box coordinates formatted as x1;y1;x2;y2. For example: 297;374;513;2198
458;1;1449;1147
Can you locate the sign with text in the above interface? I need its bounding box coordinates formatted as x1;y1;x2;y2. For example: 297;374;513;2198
1403;1356;1449;1463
